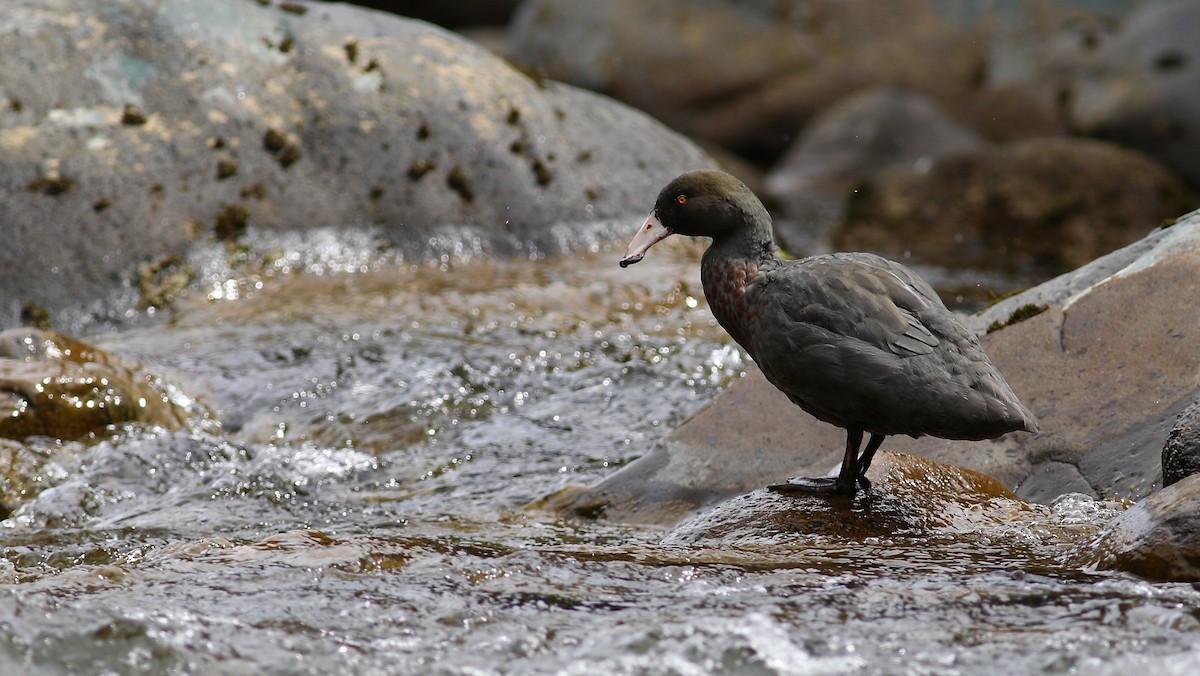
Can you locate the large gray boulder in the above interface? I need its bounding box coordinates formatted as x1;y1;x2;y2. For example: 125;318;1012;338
542;209;1200;525
0;0;712;333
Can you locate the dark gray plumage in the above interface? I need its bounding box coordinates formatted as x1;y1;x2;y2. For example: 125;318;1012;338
620;169;1038;494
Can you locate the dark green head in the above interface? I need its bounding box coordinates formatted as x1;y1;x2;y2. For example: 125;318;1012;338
620;170;771;267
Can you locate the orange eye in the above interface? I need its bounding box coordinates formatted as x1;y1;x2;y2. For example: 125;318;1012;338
676;195;687;205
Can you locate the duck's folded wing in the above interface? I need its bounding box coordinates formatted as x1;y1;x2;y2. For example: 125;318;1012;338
751;255;941;358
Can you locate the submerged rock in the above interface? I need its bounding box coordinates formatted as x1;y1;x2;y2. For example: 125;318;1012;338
544;210;1200;525
0;327;210;517
537;450;1025;530
662;452;1033;543
1163;401;1200;487
0;328;197;441
0;0;712;333
1067;474;1200;582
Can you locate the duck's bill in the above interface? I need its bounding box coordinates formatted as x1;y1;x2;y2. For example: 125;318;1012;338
619;212;672;267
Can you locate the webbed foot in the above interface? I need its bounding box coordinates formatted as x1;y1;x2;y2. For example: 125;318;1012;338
767;476;858;496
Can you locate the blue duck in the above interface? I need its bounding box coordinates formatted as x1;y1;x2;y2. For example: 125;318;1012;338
619;170;1038;494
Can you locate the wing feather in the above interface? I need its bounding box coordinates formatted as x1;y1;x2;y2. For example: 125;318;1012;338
755;253;943;358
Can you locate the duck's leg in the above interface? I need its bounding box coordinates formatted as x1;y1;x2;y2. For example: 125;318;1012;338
767;428;863;495
854;433;886;488
833;428;863;493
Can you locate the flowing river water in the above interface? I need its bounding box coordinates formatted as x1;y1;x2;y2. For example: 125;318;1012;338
2;227;1199;674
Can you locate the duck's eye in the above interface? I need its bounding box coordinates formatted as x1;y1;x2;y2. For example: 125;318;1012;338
676;194;687;206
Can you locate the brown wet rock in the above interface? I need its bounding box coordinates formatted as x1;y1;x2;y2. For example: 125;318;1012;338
971;219;1200;502
538;449;1022;530
0;328;194;442
546;212;1200;525
1163;401;1200;487
1067;474;1200;582
662;452;1032;543
834;137;1197;276
0;325;204;513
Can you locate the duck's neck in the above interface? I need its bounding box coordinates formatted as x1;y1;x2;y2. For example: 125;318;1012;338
703;227;776;266
700;229;776;353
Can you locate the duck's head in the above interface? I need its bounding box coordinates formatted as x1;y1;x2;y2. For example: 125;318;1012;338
619;170;767;267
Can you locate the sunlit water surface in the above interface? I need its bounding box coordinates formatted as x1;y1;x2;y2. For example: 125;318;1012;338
2;228;1199;675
